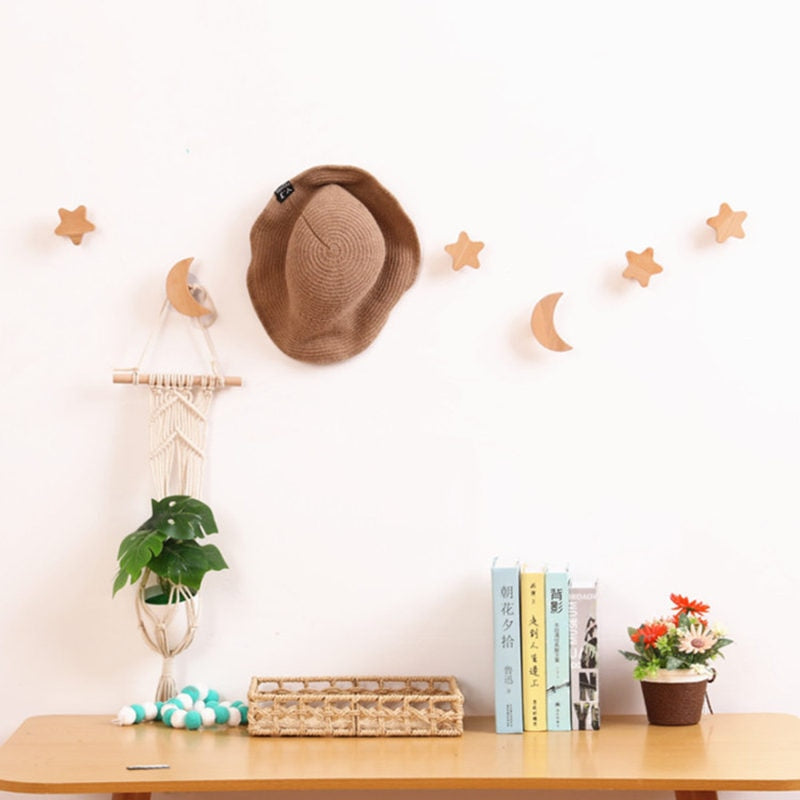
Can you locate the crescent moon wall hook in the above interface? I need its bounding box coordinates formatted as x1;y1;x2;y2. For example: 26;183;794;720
531;292;573;352
165;257;213;317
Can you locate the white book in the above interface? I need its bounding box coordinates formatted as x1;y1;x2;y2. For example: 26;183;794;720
569;578;599;730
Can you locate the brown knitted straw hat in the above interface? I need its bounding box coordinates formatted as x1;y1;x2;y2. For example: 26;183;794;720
247;165;421;364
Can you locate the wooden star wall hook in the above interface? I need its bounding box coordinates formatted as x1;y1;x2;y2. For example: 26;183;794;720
622;247;663;287
707;203;747;243
54;205;95;245
445;231;484;270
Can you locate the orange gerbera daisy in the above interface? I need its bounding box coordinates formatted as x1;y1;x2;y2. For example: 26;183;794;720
670;593;710;617
631;622;669;648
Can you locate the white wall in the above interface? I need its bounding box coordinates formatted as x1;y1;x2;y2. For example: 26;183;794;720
1;2;797;800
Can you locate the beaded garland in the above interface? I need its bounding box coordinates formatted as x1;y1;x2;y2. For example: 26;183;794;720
113;683;248;731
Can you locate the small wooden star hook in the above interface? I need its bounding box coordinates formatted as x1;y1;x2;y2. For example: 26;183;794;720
445;231;484;270
54;205;95;245
622;247;663;287
707;203;747;243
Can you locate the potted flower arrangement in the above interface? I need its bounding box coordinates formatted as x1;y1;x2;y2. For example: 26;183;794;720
619;593;733;725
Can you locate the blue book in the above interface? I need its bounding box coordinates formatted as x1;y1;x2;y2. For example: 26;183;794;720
491;557;523;733
545;567;571;730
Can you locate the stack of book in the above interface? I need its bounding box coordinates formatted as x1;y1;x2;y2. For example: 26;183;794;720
491;558;599;734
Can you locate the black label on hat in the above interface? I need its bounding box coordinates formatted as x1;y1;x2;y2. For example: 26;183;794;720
274;181;294;203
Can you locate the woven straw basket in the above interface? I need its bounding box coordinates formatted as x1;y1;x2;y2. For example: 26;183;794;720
247;676;464;737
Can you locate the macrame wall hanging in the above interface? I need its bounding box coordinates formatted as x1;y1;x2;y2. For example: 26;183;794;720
113;257;241;701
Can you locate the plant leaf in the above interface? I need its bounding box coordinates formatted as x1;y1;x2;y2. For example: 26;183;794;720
148;539;226;591
198;542;228;572
618;650;642;662
113;529;165;595
144;495;218;541
112;569;130;596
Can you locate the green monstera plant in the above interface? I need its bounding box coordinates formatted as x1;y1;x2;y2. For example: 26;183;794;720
113;495;228;603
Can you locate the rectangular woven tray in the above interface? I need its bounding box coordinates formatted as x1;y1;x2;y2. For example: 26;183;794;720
247;675;464;737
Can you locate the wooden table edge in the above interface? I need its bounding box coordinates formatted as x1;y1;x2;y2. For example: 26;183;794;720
4;775;800;795
2;713;799;797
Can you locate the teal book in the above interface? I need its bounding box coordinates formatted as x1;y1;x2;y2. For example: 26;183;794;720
545;567;571;730
491;557;523;733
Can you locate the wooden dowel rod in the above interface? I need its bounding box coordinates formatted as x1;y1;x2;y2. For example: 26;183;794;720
112;372;242;387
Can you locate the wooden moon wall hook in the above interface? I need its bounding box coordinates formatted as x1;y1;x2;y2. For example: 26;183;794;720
166;257;213;317
531;292;572;352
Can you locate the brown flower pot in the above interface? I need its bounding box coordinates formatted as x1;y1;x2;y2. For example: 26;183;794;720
640;670;708;726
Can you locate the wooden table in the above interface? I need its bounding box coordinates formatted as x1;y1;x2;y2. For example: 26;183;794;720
1;714;799;800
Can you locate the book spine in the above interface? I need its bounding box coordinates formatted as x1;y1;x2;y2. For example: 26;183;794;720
569;583;600;730
491;562;523;733
545;570;571;730
519;569;547;730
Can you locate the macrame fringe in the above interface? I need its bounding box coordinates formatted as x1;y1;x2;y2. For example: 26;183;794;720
147;373;223;499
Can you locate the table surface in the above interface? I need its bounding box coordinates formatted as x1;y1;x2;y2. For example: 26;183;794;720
0;713;799;794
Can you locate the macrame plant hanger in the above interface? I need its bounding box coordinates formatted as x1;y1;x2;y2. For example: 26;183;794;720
113;258;241;701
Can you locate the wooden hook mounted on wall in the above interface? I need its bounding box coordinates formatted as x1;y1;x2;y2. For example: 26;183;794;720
165;257;217;325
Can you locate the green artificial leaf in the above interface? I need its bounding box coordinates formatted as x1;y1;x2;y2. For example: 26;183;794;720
148;539;227;591
143;495;218;541
198;542;229;572
112;569;131;597
618;650;642;662
113;529;166;594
